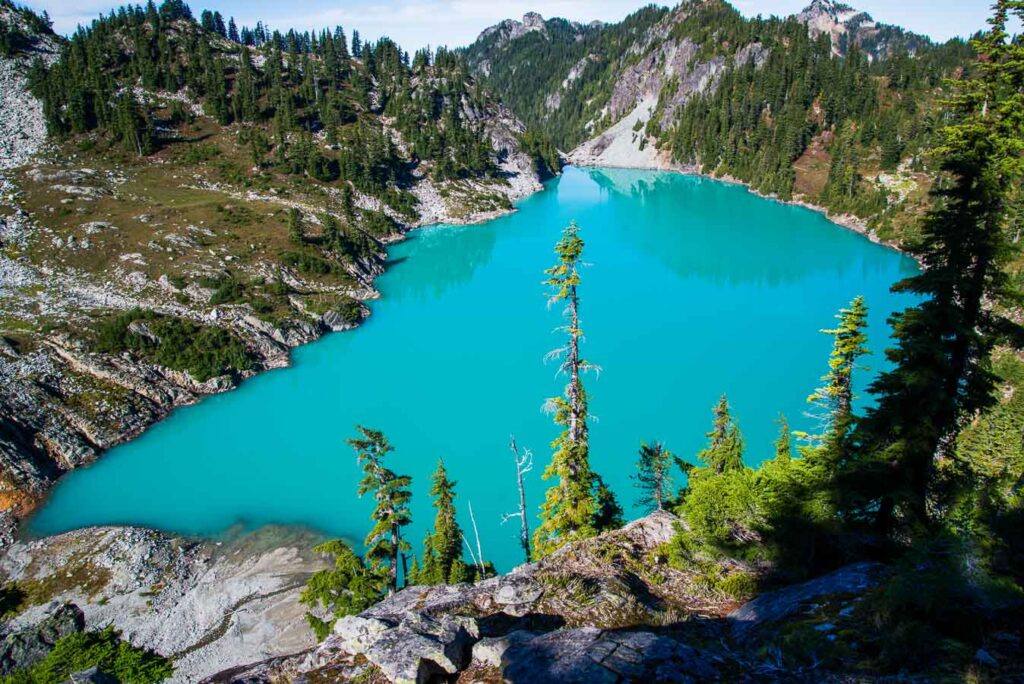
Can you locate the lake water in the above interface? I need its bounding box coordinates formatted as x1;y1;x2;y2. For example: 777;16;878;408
28;167;920;571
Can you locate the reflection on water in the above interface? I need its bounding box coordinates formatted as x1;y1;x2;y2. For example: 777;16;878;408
385;222;498;303
584;167;917;289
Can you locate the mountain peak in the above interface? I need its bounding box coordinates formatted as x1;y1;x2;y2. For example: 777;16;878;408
797;0;871;26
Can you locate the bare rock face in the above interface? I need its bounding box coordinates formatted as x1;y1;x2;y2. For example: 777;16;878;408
500;627;719;684
0;526;328;683
729;561;883;635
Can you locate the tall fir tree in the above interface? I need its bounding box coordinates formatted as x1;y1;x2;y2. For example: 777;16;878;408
805;296;870;445
853;1;1024;538
698;395;744;473
417;459;467;585
534;222;619;557
774;414;793;461
348;426;412;595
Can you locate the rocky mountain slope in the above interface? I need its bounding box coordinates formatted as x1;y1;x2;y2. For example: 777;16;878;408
0;1;60;171
466;0;974;244
0;2;544;520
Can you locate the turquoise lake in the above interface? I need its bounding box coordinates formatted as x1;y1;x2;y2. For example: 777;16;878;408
28;166;919;571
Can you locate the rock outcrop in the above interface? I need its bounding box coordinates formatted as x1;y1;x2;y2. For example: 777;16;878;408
211;512;740;683
0;525;328;683
568;8;769;170
0;603;85;675
0;3;60;171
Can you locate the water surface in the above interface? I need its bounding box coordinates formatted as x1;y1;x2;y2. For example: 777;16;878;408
30;167;919;571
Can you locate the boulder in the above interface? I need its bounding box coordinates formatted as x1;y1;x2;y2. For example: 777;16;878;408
494;577;543;607
729;562;881;636
471;630;538;668
501;627;718;684
0;603;86;675
332;615;390;653
335;613;478;684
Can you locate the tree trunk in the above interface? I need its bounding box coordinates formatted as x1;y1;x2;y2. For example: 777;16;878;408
517;456;531;563
389;524;399;595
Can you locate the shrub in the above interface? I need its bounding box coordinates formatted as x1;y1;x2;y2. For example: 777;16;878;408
300;540;385;641
715;571;759;600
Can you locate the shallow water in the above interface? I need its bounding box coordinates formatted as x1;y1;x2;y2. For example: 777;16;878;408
29;167;920;571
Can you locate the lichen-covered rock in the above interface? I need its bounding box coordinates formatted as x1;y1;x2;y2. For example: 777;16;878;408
470;629;538;668
494;577;543;606
333;615;389;653
332;612;478;684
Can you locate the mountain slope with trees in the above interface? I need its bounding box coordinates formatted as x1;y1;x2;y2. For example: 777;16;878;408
466;0;979;246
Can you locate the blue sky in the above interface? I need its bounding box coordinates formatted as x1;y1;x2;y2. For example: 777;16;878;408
27;0;1001;50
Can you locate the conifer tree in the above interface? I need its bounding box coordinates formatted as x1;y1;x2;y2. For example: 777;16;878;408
805;296;870;444
287;208;304;245
419;458;466;585
698;395;744;473
774;414;793;461
533;221;619;557
632;441;674;512
854;1;1024;536
348;426;412;595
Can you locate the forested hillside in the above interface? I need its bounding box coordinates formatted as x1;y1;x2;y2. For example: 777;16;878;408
464;6;669;150
467;0;977;244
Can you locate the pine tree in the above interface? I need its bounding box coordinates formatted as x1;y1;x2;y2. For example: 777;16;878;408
419;458;466;585
698;395;744;473
533;221;618;557
348;426;412;595
632;442;674;512
774;414;793;461
854;1;1024;537
805;296;870;444
287;208;304;245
